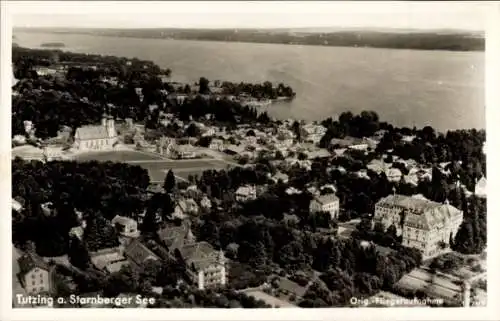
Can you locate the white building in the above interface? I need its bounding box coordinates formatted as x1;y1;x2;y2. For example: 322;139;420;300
309;193;340;220
374;194;463;259
209;139;225;152
475;176;487;198
111;215;140;238
179;242;227;290
235;185;257;202
74;116;117;151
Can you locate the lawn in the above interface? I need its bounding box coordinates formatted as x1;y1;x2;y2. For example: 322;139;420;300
243;290;298;308
73;150;163;162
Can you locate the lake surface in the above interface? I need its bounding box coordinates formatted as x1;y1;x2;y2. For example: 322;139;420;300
14;31;485;131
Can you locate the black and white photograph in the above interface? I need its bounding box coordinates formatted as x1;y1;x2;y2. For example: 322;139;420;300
1;1;499;320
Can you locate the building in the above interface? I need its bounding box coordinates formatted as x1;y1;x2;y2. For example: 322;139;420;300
17;253;53;295
179;242;227;290
90;247;128;273
330;137;369;151
209;139;225;152
123;239;160;270
309;194;340;219
111;215;140;238
300;124;327;144
158;222;195;253
475;176;487;198
374;194;463;259
235;185;257;202
74;116;117;151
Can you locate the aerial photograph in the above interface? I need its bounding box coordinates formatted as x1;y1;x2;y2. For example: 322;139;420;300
8;1;488;310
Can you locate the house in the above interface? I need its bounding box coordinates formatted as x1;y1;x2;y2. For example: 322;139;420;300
330;137;369;151
306;149;331;160
158;222;195;253
475;176;487;198
270;172;289;184
209;139;225;151
17;253;53;295
386;168;402;182
200;196;212;210
285;187;302;195
111;215;140;238
174;144;197;159
235;185;257;202
373;195;463;259
69;226;84;241
179;242;227;290
90;247;128;273
309;193;340;219
123;239;160;270
12;198;23;212
74;115;117;151
300;124;327;144
174;199;199;218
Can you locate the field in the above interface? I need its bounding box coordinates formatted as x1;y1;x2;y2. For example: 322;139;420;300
72;150;164;162
242;290;298;308
72;150;234;182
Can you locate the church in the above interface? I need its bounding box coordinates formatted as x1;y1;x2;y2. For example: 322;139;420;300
74;115;117;151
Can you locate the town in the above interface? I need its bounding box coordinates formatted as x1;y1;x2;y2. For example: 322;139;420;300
11;47;487;308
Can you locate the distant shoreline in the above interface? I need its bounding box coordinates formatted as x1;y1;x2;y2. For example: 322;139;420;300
14;28;485;52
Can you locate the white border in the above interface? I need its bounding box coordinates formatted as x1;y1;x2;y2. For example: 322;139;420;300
1;2;500;321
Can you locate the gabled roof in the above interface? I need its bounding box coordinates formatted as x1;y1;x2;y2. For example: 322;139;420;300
124;239;159;266
158;223;193;252
75;125;110;141
111;215;137;226
179;241;221;271
313;193;339;205
17;253;50;276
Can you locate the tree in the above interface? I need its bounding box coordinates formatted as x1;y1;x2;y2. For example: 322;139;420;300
68;236;91;270
199;77;210;94
163;170;176;193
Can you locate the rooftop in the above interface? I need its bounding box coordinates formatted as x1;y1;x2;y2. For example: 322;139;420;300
75;125;112;141
179;241;221;271
313;193;339;205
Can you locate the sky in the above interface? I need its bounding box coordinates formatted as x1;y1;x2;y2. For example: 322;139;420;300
7;1;490;31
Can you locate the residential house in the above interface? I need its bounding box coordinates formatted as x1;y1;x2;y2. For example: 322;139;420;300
300;124;327;144
271;172;289;184
174;144;197;159
12;198;23;212
90;247;128;274
123;239;160;270
285;187;302;195
235;185;257;202
386;168;402;182
179;242;227;290
373;194;463;259
111;215;140;238
306;149;331;160
309;193;340;219
173;199;199;218
475;176;487;198
17;253;53;295
200;196;212;210
330;137;369;151
69;226;85;241
74;115;117;151
209;139;225;152
158;222;196;253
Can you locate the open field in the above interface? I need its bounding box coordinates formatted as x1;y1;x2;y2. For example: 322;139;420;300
242;290;297;308
72;150;164;162
71;150;235;183
395;268;462;300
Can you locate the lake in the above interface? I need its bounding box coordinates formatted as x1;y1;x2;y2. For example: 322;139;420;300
14;31;485;131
